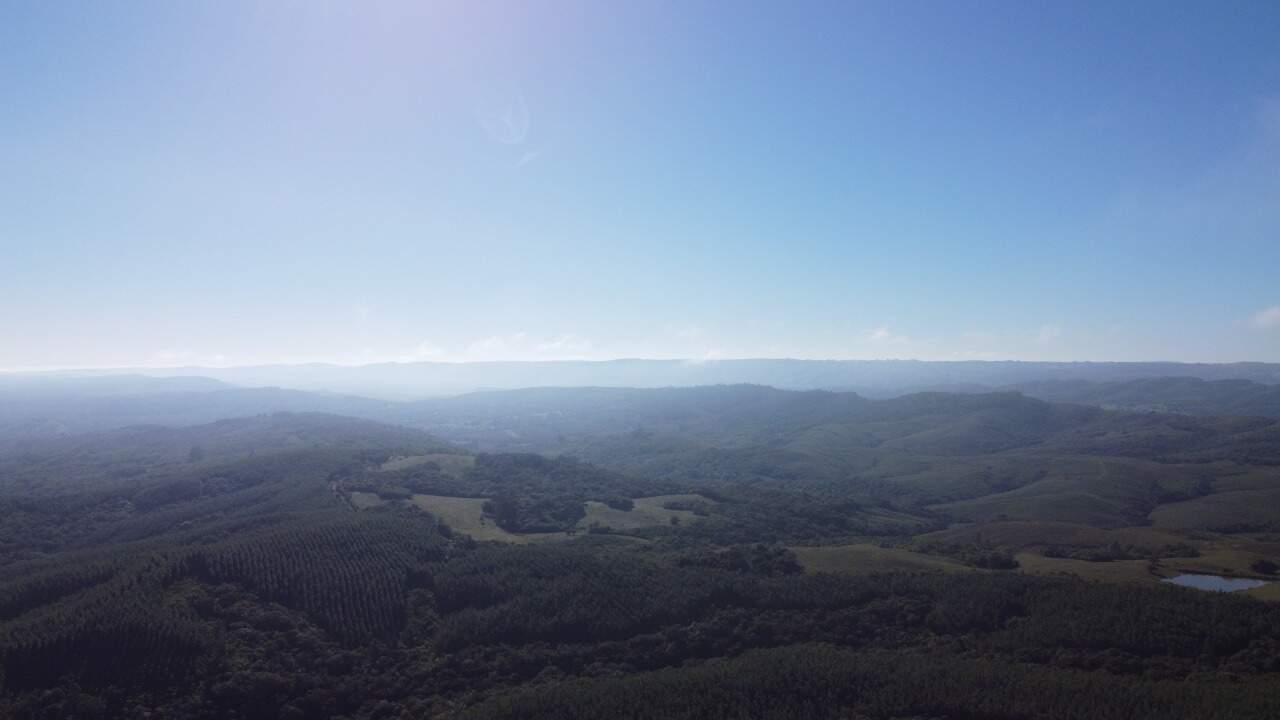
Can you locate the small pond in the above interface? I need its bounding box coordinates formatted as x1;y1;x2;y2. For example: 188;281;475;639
1161;574;1268;592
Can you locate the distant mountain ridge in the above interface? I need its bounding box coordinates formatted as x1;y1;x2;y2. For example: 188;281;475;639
7;372;1280;446
12;359;1280;398
1005;377;1280;417
0;381;396;443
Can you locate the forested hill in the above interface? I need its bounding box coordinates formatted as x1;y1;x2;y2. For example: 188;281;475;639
8;358;1280;399
399;384;878;448
0;412;453;492
9;374;1280;450
0;381;395;441
22;356;1280;394
397;384;1280;459
3;398;1280;717
1008;376;1280;417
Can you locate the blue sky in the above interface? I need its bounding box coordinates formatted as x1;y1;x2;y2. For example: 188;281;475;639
2;1;1279;368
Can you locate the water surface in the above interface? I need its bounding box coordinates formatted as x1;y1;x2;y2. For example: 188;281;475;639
1161;574;1268;592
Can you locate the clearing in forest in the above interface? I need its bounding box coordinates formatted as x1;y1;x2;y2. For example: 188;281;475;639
792;543;971;575
350;491;386;509
577;494;712;531
380;453;475;476
408;494;568;543
403;493;715;542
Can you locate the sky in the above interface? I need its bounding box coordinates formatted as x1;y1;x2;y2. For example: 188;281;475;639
2;1;1280;369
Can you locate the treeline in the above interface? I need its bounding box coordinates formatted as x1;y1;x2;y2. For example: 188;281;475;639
465;643;1280;720
0;510;447;694
0;447;383;565
426;543;1280;681
5;531;1280;718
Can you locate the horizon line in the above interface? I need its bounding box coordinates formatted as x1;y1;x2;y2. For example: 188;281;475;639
2;357;1277;374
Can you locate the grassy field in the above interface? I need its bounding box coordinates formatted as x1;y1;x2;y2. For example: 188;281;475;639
1200;463;1280;493
408;494;569;544
349;491;386;509
792;543;972;575
1015;552;1158;585
792;539;1278;600
1150;487;1280;531
1158;544;1278;601
921;521;1191;552
577;494;711;531
1015;544;1280;599
1161;544;1278;579
861;507;935;534
930;457;1204;528
399;493;716;543
1246;582;1280;601
379;453;475;476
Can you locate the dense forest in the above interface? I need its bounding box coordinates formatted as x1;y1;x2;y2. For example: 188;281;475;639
2;383;1280;718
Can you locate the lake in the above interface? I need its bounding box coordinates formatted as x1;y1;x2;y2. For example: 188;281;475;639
1161;574;1268;592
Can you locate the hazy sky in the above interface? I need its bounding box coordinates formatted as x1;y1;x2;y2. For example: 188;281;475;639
3;1;1280;369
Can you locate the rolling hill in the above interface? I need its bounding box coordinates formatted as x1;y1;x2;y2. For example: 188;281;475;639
3;384;1280;718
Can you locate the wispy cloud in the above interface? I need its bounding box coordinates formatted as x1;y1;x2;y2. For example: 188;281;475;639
682;348;725;365
149;350;194;365
477;93;530;145
1250;306;1280;330
397;340;444;362
867;327;909;345
466;332;525;358
460;332;596;360
536;334;593;354
146;350;229;367
1036;324;1063;344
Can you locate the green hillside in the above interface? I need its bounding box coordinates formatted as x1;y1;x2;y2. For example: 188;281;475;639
3;389;1280;718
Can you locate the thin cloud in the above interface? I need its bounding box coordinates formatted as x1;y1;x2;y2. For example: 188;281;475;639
146;350;230;368
477;94;530;145
466;335;514;357
1036;324;1063;344
464;331;600;360
398;341;444;362
148;350;195;365
683;349;725;365
867;327;909;345
536;334;593;355
1250;306;1280;330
